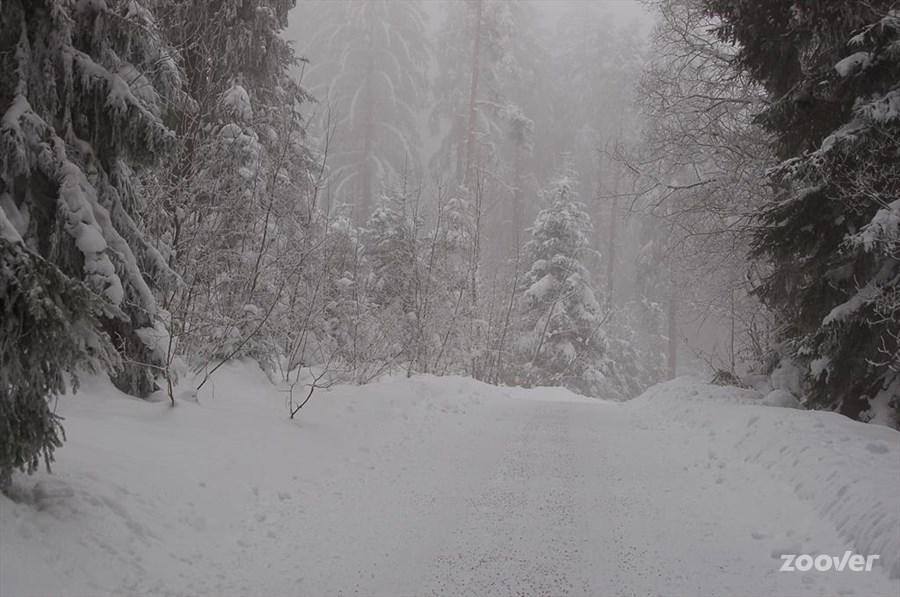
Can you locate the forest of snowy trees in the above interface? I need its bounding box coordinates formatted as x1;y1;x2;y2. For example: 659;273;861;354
1;0;898;487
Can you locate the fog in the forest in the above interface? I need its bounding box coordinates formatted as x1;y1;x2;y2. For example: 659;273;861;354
3;1;898;592
4;0;896;464
283;0;743;386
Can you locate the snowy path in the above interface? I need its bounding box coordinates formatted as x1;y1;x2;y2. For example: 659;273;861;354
1;366;898;596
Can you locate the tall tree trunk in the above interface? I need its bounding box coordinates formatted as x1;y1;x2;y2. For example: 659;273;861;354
730;286;736;373
360;31;376;224
600;156;621;308
512;144;523;252
667;292;678;379
462;0;483;185
605;193;618;306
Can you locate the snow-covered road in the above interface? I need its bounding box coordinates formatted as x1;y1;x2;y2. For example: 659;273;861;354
1;364;898;596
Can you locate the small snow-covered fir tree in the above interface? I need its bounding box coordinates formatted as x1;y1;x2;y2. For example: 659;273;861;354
320;216;366;365
364;187;419;364
366;190;417;311
513;171;620;398
430;192;477;373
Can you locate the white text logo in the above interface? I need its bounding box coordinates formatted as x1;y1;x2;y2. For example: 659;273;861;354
779;552;880;572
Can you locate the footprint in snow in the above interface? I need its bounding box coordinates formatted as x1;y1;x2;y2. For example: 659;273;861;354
865;442;889;454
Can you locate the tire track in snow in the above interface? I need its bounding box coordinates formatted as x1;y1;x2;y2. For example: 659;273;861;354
422;401;587;596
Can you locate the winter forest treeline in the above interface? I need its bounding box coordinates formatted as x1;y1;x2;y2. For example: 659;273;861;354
1;0;898;485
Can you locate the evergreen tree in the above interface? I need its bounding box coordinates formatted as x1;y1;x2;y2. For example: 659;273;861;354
366;191;417;312
0;0;183;484
513;171;620;398
705;1;900;425
364;186;420;364
320;215;367;367
0;239;120;489
430;0;532;182
148;0;315;371
296;0;429;224
430;193;477;373
0;0;182;397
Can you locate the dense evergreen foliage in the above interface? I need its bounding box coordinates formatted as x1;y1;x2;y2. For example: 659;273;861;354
0;239;117;488
514;173;620;398
705;0;900;424
0;0;181;397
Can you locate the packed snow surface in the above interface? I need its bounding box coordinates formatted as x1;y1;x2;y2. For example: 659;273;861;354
1;364;898;596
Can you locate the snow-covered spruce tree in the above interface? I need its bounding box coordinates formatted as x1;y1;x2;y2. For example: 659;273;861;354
428;192;477;374
431;0;533;183
0;0;181;397
166;82;278;368
364;187;420;367
296;0;429;224
148;0;315;373
0;238;120;489
429;1;542;271
319;216;367;368
706;1;900;425
512;172;621;398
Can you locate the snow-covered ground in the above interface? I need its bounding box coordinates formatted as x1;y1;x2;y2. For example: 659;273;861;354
1;363;898;597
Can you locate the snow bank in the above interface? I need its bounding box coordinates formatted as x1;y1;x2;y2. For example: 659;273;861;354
0;365;517;596
630;377;900;579
1;366;897;595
